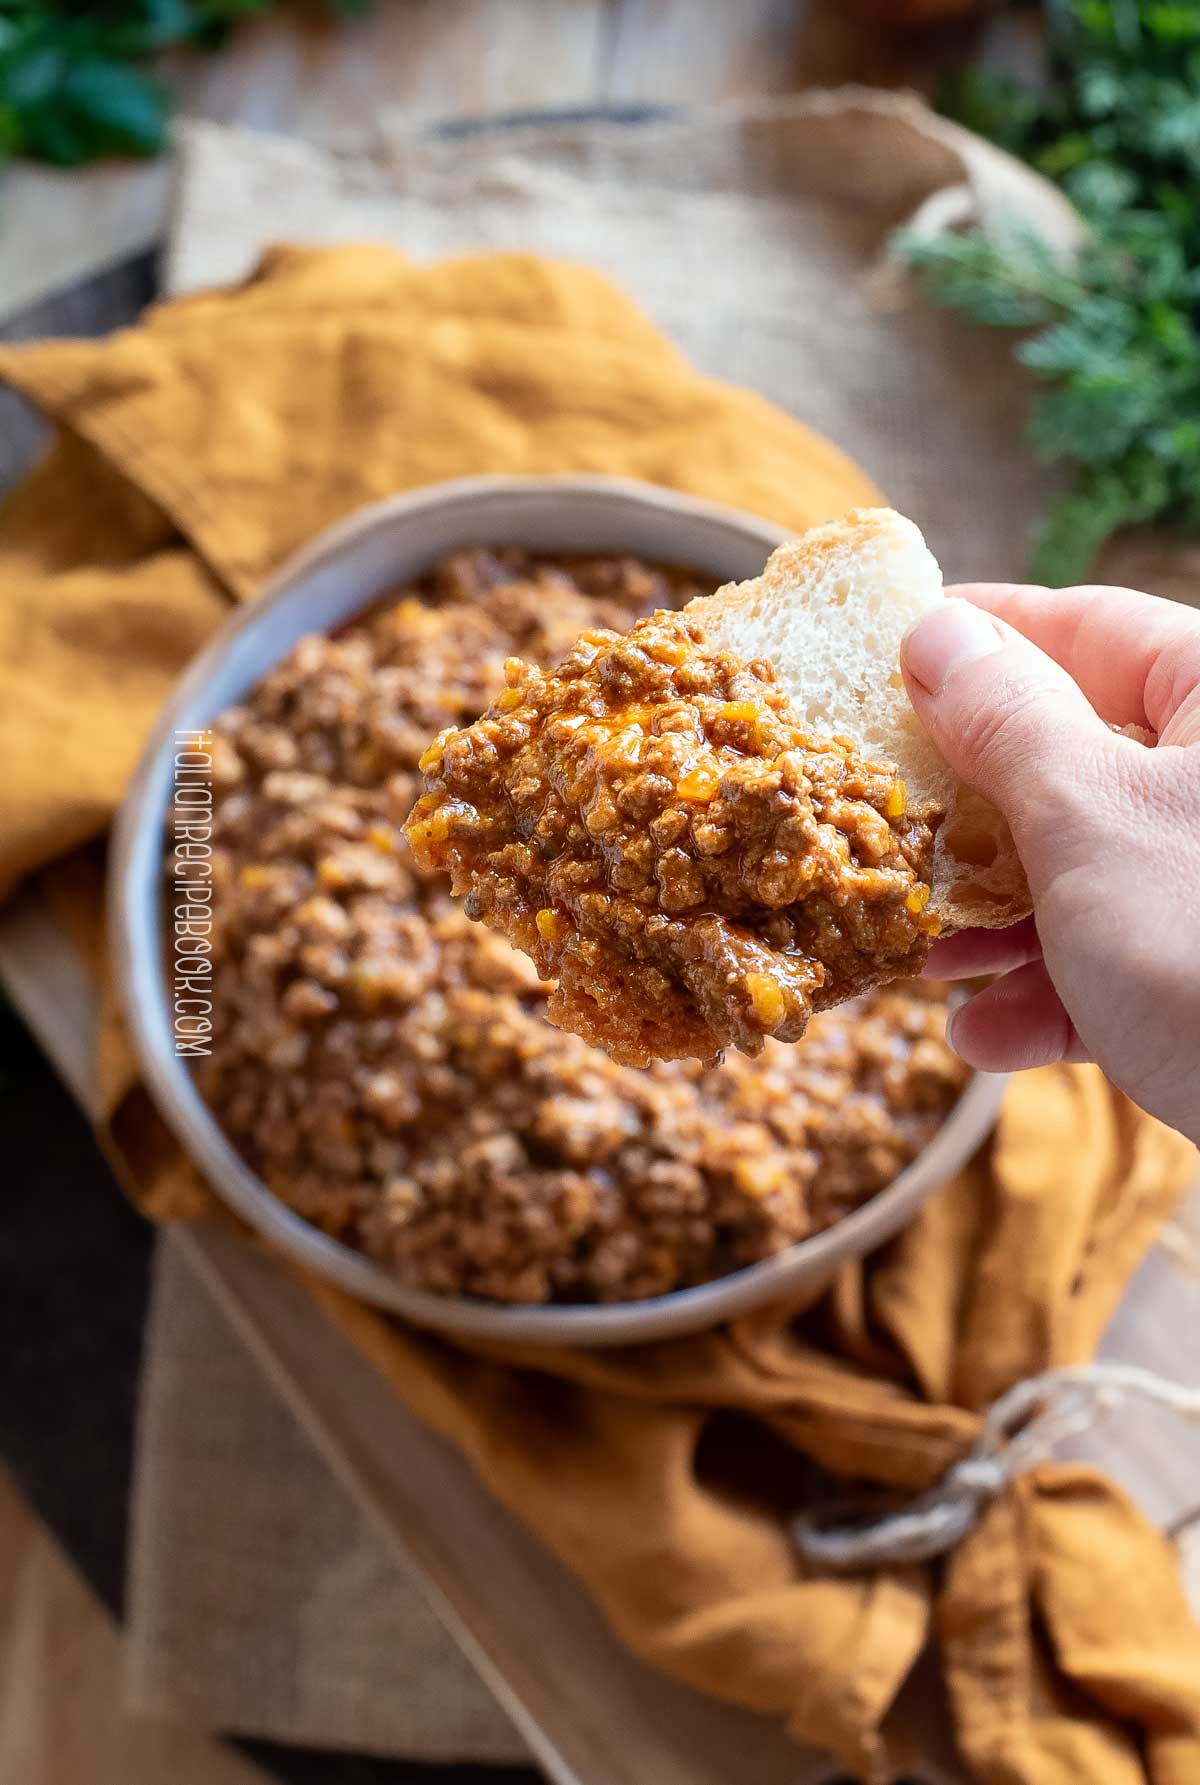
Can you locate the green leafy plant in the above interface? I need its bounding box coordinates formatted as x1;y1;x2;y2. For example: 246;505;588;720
0;1;367;171
895;0;1200;583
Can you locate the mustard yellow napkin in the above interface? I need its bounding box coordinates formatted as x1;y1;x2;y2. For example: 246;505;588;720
1;244;1197;1783
0;244;870;897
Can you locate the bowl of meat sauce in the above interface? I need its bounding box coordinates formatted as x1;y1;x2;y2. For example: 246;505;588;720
111;476;1007;1345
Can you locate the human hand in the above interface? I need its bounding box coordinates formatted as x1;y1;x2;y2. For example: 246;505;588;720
900;581;1200;1145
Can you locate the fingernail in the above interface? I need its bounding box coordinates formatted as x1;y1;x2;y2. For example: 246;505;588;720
944;1004;962;1055
903;603;1005;697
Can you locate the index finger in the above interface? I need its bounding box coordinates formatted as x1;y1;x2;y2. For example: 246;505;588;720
946;581;1200;738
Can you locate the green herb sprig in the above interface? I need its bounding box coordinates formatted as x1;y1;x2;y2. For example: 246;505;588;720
896;0;1200;584
0;1;366;172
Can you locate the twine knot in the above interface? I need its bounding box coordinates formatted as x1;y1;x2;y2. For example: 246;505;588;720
793;1363;1200;1570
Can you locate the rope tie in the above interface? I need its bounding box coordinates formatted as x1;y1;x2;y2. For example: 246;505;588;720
792;1363;1200;1570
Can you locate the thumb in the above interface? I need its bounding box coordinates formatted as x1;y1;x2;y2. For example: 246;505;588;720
900;597;1113;863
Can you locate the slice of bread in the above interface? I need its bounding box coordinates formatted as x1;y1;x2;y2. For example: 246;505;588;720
685;507;1029;931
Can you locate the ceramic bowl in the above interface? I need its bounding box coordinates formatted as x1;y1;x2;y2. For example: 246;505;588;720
110;475;1007;1345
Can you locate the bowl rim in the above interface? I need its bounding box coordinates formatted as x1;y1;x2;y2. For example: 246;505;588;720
109;472;1008;1346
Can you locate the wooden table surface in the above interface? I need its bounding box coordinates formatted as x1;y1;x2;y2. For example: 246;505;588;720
0;0;1042;319
2;7;1198;1784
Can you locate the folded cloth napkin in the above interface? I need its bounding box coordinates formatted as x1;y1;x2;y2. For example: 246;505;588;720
1;244;1198;1784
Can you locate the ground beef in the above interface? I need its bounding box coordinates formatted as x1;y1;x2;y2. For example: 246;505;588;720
406;610;940;1066
182;549;967;1305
